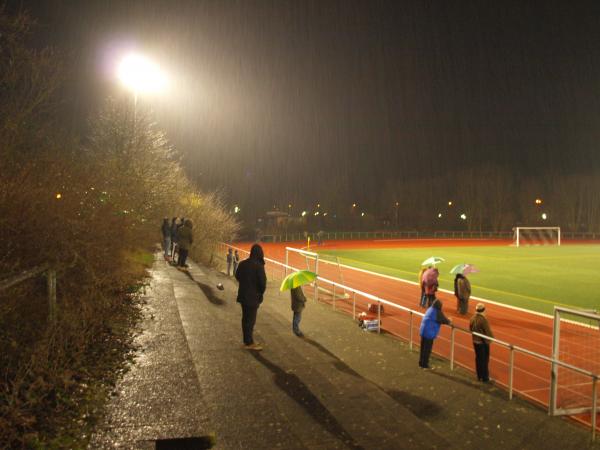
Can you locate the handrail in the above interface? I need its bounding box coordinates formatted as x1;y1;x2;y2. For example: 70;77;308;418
0;264;49;292
0;263;57;324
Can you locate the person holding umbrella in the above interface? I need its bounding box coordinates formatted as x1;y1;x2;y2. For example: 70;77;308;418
418;266;430;308
450;264;478;315
421;257;444;307
280;270;317;337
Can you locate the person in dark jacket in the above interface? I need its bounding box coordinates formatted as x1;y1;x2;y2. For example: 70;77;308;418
226;248;233;276
233;250;240;274
235;244;267;350
290;286;307;337
169;217;178;258
176;219;193;268
161;218;171;258
418;298;452;369
469;303;494;382
454;273;471;315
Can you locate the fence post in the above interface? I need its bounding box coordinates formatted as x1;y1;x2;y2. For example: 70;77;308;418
409;311;413;351
352;291;356;319
47;269;57;325
593;376;598;441
450;325;456;370
509;345;515;400
314;258;319;301
333;284;336;310
377;301;381;334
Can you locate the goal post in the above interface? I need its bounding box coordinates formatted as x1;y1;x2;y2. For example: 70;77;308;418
514;226;561;247
550;306;600;420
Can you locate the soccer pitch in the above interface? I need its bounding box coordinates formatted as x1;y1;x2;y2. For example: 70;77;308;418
317;244;600;316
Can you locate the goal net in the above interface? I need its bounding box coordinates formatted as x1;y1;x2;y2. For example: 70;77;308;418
550;307;600;418
513;227;561;247
284;247;349;303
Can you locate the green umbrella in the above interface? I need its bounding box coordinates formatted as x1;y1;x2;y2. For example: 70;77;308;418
421;256;445;266
450;263;479;275
280;270;318;292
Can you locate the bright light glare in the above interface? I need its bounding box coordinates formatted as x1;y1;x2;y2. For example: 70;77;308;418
117;53;167;93
301;211;307;217
460;213;467;220
542;213;548;220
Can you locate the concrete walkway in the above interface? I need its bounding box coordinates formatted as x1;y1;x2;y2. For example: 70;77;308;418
90;255;599;449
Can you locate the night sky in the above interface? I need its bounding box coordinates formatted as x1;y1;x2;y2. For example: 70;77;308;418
16;0;600;214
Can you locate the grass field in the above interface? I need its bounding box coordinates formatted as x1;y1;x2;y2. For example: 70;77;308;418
317;244;600;316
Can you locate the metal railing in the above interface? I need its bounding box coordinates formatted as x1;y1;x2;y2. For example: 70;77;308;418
219;242;599;439
256;230;517;243
253;230;600;243
0;264;58;324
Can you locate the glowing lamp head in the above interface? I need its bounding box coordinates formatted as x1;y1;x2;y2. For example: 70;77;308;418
117;53;167;94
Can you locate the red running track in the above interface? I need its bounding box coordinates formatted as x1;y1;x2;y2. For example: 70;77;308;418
232;239;599;430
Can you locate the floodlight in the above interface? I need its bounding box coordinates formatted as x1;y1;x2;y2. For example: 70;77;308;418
117;53;167;94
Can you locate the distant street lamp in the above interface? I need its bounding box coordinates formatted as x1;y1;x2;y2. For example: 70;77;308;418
535;198;543;205
542;213;548;220
460;213;467;220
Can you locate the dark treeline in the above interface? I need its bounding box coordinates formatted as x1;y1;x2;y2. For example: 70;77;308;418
252;165;600;234
0;9;236;448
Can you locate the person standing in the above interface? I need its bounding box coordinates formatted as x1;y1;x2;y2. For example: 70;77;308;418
170;217;178;258
454;273;471;315
235;244;267;350
418;266;430;308
469;303;494;382
418;298;452;369
226;248;233;275
290;286;307;337
233;250;240;274
176;219;193;268
161;218;171;259
422;267;439;307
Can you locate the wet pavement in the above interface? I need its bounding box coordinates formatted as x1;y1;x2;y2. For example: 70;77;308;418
90;255;599;449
